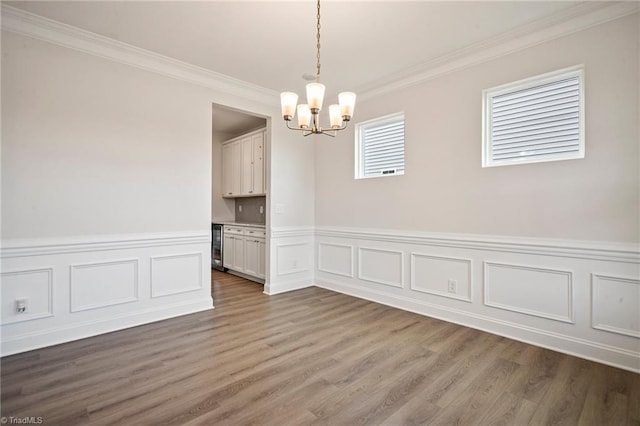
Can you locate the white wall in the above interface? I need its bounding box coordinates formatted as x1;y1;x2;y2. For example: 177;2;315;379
313;14;640;372
315;14;639;244
0;11;316;353
2;32;213;240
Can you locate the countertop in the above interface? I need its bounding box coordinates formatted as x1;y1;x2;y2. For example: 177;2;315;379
213;221;266;229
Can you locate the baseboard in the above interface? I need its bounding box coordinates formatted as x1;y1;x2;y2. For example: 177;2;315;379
315;277;640;373
264;277;314;295
1;297;213;356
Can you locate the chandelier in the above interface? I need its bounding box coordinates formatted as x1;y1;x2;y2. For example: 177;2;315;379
280;0;356;137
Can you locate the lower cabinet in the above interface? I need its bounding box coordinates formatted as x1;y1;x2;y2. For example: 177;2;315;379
223;225;265;281
223;233;244;272
244;237;265;279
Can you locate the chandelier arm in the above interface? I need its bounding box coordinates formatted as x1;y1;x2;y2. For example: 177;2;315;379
285;120;312;133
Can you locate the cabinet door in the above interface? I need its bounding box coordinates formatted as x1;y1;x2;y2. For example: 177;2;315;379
241;137;254;195
222;142;242;197
233;235;245;272
223;234;234;269
231;142;242;196
244;238;259;277
252;132;265;195
221;144;234;197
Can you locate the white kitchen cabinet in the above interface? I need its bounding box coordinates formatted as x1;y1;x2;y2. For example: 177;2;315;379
222;141;242;197
222;232;235;269
223;226;245;271
223;225;265;282
222;128;265;198
251;132;265;195
244;238;260;277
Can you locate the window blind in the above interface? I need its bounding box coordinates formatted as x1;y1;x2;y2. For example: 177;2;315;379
361;116;405;177
483;67;584;167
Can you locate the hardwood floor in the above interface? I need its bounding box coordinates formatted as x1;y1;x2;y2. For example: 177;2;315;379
2;270;639;425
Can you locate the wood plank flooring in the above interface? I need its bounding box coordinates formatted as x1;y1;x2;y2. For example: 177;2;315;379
2;270;639;425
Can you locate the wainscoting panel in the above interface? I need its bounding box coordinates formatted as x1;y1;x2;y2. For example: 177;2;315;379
358;247;403;288
411;253;472;302
315;226;640;372
151;253;202;298
318;243;354;278
484;262;573;323
276;242;312;276
1;231;212;356
266;227;314;295
70;259;139;312
592;274;640;338
1;268;53;325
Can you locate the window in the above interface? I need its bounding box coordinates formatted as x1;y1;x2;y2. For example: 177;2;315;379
482;65;584;168
355;113;405;179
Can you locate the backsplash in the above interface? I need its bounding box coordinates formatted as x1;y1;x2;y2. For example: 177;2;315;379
235;196;266;224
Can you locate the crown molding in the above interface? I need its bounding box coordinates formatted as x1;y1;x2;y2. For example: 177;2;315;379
356;1;640;101
2;3;637;106
0;5;280;107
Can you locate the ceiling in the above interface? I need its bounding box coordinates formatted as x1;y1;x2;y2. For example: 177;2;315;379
8;1;622;135
7;0;593;98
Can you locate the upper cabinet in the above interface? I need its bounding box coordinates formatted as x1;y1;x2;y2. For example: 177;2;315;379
222;128;266;198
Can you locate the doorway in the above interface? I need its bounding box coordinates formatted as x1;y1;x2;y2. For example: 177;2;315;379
211;103;269;290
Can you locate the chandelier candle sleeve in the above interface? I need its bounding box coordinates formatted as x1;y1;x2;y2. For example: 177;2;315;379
329;104;342;128
297;104;312;128
338;92;356;118
281;92;299;119
306;83;325;111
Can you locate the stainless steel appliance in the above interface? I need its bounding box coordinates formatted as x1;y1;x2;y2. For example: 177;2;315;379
212;223;225;271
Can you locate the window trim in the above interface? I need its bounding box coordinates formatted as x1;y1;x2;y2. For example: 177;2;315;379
355;112;405;179
482;65;585;168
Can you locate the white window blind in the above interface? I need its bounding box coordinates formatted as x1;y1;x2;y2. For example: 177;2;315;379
482;66;584;167
356;113;405;178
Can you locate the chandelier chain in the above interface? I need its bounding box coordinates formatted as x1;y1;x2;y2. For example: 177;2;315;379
316;0;321;82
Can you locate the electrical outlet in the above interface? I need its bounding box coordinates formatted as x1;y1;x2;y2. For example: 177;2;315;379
15;299;27;314
238;205;242;212
447;279;457;294
260;206;264;214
